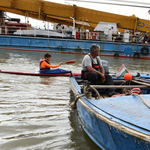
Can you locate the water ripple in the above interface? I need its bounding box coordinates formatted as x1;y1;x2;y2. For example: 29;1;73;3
0;50;149;150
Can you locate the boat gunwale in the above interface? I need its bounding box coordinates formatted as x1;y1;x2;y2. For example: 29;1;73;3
77;97;150;143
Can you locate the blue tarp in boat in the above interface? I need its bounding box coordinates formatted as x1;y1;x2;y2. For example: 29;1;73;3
39;68;71;74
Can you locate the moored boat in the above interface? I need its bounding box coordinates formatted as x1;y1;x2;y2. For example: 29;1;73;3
70;74;150;149
1;1;150;60
1;35;150;60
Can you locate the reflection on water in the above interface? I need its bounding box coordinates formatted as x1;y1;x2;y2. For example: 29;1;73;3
0;49;150;149
106;57;150;74
69;92;100;150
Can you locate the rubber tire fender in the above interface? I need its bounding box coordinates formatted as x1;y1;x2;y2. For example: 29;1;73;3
134;52;140;59
141;47;149;55
114;53;119;57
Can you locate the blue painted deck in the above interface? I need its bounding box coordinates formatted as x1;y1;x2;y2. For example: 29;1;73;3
0;35;150;59
70;77;150;150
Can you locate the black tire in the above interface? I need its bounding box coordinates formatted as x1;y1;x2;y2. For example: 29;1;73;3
141;47;149;55
114;53;119;57
134;52;140;59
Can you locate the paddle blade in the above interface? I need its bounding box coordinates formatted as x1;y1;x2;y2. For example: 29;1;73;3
64;60;76;64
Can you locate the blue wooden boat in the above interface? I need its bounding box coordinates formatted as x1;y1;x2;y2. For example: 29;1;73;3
70;75;150;150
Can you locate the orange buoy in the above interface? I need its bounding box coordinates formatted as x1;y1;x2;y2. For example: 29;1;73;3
124;73;133;81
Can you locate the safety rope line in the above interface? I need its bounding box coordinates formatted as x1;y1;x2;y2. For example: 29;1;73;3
132;93;150;109
91;86;101;99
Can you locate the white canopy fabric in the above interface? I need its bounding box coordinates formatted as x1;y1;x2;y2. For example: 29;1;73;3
94;22;117;35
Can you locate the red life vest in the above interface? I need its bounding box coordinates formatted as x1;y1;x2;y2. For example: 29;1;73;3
39;58;50;71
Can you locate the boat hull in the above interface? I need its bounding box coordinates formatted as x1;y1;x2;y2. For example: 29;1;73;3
77;99;150;150
0;35;150;60
0;70;81;77
70;77;150;149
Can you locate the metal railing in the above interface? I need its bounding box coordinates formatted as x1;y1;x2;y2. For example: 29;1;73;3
0;25;146;43
0;26;27;35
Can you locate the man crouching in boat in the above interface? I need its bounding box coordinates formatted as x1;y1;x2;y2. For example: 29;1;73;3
81;44;116;97
39;53;70;74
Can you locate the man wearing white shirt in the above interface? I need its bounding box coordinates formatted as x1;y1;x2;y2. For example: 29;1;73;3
81;44;115;96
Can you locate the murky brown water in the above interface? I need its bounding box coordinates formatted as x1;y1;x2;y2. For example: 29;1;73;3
0;49;150;150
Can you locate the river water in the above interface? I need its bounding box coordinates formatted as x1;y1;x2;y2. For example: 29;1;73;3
0;49;150;150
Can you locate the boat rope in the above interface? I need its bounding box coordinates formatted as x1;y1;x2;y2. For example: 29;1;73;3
132;93;150;109
90;86;100;99
84;86;92;99
70;85;101;109
83;85;100;99
126;79;150;109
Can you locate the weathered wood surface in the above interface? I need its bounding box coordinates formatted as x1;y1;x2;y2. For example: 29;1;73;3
132;80;150;87
80;85;148;89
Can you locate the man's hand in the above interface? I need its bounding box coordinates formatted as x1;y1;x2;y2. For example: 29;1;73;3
87;66;105;83
99;73;105;83
59;62;63;66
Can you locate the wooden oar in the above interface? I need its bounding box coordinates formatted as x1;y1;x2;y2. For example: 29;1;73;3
134;78;150;84
132;79;150;87
63;60;76;64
